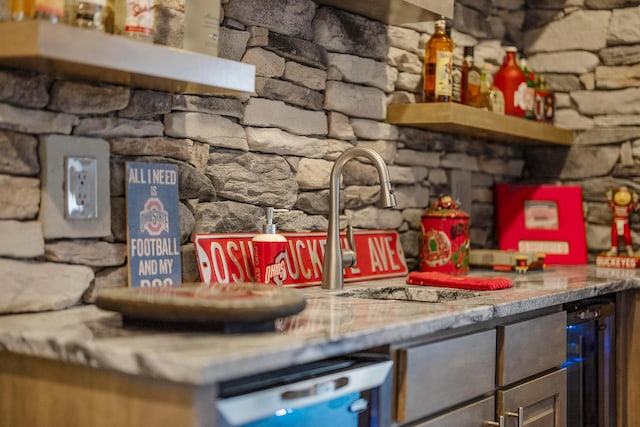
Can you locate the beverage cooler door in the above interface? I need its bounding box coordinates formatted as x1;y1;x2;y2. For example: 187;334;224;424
216;354;393;427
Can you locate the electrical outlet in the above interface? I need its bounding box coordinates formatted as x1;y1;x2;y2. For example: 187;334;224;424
40;135;110;239
65;156;98;219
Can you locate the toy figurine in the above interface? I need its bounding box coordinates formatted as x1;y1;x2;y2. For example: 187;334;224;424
606;186;639;256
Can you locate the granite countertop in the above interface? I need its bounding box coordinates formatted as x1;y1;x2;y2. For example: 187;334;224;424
0;265;637;386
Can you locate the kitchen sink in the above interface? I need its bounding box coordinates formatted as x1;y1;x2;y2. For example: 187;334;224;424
337;286;480;303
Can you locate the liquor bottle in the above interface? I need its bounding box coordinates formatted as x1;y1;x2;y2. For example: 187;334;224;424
493;46;528;117
520;57;536;119
480;64;504;114
461;46;482;108
9;0;35;20
533;76;555;123
423;18;454;103
451;58;463;103
13;0;64;22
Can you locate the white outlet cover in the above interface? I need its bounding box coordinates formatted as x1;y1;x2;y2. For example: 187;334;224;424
65;156;99;219
39;135;111;239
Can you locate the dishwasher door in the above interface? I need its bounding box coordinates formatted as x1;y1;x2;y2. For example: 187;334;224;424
217;354;393;427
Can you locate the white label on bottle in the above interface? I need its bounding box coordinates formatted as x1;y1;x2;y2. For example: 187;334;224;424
451;67;462;102
513;81;531;111
124;0;155;36
468;70;481;86
435;51;453;97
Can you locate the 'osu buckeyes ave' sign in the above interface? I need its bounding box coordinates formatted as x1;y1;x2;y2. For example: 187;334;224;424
194;230;408;287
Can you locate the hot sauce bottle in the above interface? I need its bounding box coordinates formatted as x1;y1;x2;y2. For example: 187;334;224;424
423;18;454;103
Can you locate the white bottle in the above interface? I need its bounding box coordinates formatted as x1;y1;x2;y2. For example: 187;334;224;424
251;207;288;285
114;0;154;43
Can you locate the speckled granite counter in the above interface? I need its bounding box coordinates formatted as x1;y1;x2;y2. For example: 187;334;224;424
0;265;638;386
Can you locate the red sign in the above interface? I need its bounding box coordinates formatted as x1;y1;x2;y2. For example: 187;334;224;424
193;230;408;287
495;184;587;265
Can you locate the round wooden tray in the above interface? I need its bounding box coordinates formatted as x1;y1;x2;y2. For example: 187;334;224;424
95;283;307;325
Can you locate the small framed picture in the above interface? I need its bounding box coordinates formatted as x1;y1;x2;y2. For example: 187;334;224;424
495;184;587;264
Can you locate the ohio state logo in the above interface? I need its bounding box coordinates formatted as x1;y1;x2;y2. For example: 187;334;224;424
264;251;288;285
140;197;169;236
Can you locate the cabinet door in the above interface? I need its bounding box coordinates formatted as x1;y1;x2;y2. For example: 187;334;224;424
396;329;496;423
497;368;567;427
414;396;497;427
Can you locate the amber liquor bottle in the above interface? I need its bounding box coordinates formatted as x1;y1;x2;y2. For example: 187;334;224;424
461;46;482;107
423;19;454;102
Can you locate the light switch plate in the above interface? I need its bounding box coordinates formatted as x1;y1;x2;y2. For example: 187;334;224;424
39;135;111;239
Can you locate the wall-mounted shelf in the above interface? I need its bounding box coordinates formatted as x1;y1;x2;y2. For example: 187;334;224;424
0;21;255;95
387;103;573;146
315;0;453;24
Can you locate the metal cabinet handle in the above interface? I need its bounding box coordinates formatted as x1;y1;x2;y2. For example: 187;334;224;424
506;407;524;427
342;224;357;268
281;376;349;400
484;415;505;427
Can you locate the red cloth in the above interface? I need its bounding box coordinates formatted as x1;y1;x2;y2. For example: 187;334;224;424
406;271;514;291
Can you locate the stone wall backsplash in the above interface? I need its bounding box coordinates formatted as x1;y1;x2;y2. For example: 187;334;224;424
5;0;635;313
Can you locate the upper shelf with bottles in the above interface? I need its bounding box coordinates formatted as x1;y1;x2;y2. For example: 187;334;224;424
315;0;453;24
390;25;573;146
387;102;573;146
0;20;256;95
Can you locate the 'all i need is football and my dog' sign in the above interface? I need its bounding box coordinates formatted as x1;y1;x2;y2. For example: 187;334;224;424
126;162;181;288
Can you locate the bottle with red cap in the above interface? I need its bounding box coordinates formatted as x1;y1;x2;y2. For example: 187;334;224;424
493;46;528;117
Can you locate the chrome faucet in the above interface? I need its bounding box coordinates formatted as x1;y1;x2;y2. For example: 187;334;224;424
321;147;396;290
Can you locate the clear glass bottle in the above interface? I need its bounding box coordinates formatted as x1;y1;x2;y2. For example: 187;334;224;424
493;46;528;117
182;0;219;56
461;46;482;108
423;18;454;103
74;0;106;31
480;64;504;114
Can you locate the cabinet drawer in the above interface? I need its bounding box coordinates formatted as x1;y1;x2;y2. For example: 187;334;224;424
497;368;567;427
497;311;566;386
414;396;496;427
396;329;496;423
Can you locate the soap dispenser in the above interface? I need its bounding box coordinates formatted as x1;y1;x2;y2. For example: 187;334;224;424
252;207;288;285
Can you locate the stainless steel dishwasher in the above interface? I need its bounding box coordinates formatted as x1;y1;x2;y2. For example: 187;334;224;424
216;354;393;427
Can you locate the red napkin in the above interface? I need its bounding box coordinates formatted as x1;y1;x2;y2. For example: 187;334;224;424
406;271;514;291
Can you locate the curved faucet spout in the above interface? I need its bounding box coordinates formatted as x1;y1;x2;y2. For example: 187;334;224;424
321;147;396;290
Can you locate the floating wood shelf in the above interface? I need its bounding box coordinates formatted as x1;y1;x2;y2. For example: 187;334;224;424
0;21;255;95
387;103;573;146
315;0;453;24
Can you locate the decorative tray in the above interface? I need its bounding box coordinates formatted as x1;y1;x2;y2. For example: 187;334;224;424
95;283;307;332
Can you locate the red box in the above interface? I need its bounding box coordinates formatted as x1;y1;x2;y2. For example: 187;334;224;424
495;184;587;265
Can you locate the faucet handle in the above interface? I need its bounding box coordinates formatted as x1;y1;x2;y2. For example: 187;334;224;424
342;224;357;268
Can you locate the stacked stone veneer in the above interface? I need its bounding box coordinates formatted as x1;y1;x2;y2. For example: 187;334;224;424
2;0;635;312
